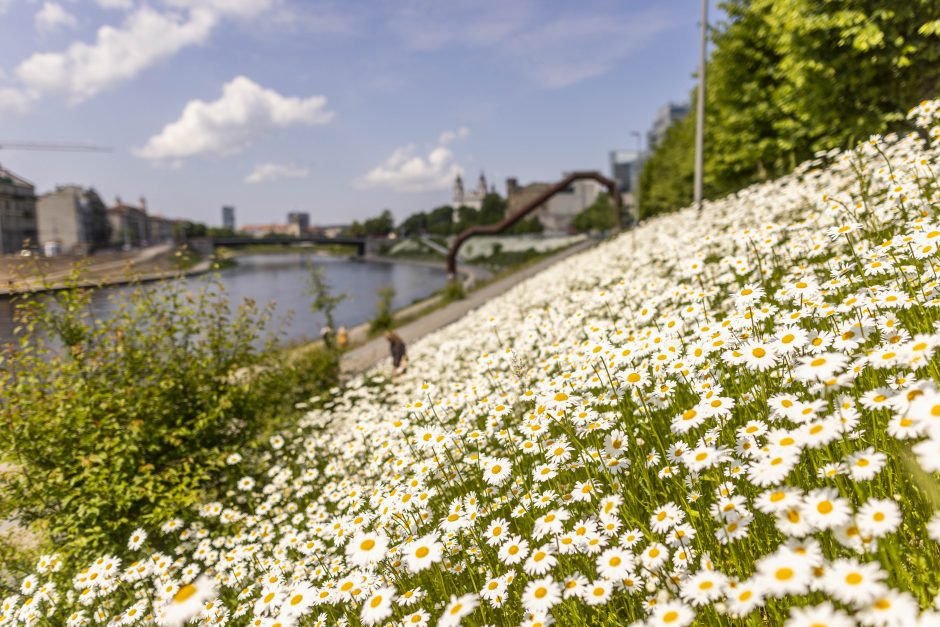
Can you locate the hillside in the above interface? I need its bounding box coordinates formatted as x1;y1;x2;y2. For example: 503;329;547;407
6;100;940;626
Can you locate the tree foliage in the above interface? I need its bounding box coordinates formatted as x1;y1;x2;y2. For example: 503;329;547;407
348;210;395;237
307;265;346;331
0;278;338;560
572;192;620;232
640;0;940;218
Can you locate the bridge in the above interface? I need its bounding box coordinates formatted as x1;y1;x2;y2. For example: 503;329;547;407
209;235;369;256
446;171;622;277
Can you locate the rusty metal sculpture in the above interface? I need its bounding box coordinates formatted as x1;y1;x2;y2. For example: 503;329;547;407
446;171;622;277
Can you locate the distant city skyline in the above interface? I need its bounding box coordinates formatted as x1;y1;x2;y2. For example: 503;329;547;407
0;0;720;226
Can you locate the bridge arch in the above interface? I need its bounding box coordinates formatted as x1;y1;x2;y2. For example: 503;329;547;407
446;170;622;277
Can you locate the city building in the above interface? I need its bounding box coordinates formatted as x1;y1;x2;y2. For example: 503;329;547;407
609;150;644;223
240;223;293;237
37;185;111;254
505;174;603;233
316;224;347;238
453;173;488;211
0;164;38;255
147;214;175;243
107;197;149;248
287;212;310;236
647;102;690;150
222;205;236;232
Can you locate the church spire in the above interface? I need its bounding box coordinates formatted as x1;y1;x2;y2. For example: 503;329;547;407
453;174;464;207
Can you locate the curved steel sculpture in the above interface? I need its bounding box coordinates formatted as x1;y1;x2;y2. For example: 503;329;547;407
446;170;622;277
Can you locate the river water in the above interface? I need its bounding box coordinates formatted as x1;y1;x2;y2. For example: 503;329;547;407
0;252;448;348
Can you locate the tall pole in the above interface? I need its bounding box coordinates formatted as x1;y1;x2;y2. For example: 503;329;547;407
631;131;642;222
694;0;708;212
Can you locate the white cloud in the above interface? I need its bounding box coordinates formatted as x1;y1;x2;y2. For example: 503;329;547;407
359;132;464;193
136;76;334;161
95;0;135;10
17;6;217;103
438;126;469;145
35;2;78;33
161;0;275;19
14;0;275;105
245;162;310;184
0;87;36;116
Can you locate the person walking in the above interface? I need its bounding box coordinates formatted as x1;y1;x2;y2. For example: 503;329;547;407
336;325;349;350
320;325;334;350
384;330;407;373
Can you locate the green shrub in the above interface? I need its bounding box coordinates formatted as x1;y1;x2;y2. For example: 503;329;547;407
441;279;466;303
0;276;337;561
572;192;619;231
369;286;396;335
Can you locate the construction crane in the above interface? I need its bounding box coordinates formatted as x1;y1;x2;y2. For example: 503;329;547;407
0;141;111;153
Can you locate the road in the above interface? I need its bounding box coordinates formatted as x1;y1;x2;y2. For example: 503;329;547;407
340;238;596;374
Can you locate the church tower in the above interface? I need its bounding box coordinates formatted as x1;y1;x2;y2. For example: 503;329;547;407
453;174;464;207
476;172;487;197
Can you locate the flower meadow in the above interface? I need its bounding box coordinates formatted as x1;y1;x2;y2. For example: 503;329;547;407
8;101;940;627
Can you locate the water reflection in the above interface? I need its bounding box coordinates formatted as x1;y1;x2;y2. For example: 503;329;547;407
0;253;447;348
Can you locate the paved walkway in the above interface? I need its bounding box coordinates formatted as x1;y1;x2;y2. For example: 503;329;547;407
340;238;596;374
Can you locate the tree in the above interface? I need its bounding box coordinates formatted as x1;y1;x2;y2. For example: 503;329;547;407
207;227;236;237
506;216;544;235
351;210;395;237
426;205;455;235
399;212;428;236
573;193;619;232
638;116;696;219
640;0;940;218
307;265;346;333
174;220;208;240
479;193;507;224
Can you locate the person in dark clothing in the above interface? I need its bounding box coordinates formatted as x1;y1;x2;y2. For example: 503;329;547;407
320;325;334;350
384;331;407;372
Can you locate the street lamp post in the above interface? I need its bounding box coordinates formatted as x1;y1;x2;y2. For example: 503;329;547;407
694;0;708;212
630;131;643;221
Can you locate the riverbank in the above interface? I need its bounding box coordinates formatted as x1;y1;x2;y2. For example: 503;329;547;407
287;237;598;375
0;244;215;296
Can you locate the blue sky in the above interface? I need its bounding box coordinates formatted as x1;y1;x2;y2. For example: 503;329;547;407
0;0;718;227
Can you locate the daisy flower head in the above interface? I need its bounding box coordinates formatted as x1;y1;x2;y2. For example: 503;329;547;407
360;586;395;626
755;548;813;597
438;593;478;627
784;601;854;627
581;579;612;606
803;488;852;530
162;575;215;627
823;558;887;606
127;529;147;551
794;352;849;382
679;569;727;606
346;531;389;568
403;534;443;573
498;536;530;566
521;577;562;615
649;599;695;626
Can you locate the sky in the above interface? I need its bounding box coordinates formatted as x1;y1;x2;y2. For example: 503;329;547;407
0;0;719;227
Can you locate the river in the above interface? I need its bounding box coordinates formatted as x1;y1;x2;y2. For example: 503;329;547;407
0;252;448;348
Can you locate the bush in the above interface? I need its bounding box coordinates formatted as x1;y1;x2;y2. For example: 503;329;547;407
441;279;466;303
369;286;396;336
0;276;337;561
573;192;619;231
